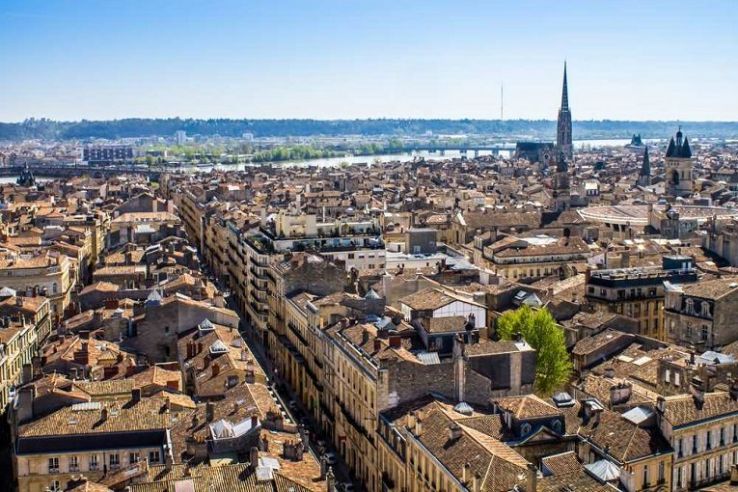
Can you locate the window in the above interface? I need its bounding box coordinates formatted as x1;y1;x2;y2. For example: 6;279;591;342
110;453;120;468
702;326;709;341
693;435;698;454
707;430;712;450
164;326;170;334
89;454;99;471
702;301;711;317
69;456;79;472
149;451;161;464
129;452;140;464
685;299;694;315
665;369;671;383
48;457;59;473
658;461;665;483
643;465;649;486
677;438;683;458
49;481;61;492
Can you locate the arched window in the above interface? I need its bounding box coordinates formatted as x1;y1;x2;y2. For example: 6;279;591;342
520;423;532;435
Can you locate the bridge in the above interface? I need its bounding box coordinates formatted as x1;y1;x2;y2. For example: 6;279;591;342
404;143;517;157
0;163;162;180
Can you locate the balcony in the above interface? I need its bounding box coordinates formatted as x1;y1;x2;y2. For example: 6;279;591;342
338;401;373;444
288;322;309;346
250;276;267;291
250;266;268;281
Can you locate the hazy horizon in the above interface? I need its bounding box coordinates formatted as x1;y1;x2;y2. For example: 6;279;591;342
2;0;737;122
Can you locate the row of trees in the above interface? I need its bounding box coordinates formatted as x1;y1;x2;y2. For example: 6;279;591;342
4;117;738;141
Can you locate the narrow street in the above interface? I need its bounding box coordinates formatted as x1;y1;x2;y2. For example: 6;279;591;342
216;283;357;490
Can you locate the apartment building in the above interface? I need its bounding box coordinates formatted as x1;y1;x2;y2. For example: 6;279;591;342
657;386;738;490
478;235;591;281
0;318;37;412
0;251;75;319
664;277;738;350
14;394;177;492
586;255;698;340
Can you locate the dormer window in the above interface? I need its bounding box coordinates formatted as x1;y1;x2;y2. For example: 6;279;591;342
198;319;215;334
685;299;694;315
551;420;562;434
520;423;532;435
701;301;711;318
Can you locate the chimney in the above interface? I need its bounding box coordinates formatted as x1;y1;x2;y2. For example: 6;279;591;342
656;396;666;414
389;335;402;349
472;472;481;492
730;379;738;401
462;462;471;484
691;376;705;409
250;446;259;470
21;363;33;384
131;387;142;404
447;423;462;441
373;338;382;353
414;414;422;436
527;463;538;492
251;414;258;428
212;363;220;378
259;434;269;452
610;382;632;406
205;401;215;422
100;408;108;423
326;467;336;492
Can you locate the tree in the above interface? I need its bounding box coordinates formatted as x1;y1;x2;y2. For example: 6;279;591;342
496;305;572;396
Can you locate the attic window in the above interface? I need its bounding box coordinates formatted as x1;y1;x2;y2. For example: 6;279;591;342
198;319;215;333
210;340;228;355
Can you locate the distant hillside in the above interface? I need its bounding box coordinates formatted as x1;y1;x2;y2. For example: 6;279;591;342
2;118;738;141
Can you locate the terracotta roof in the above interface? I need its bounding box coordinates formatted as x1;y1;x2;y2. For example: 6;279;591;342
494;395;561;420
661;391;738;428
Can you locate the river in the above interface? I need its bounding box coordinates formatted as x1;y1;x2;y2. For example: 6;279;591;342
185;138;664;172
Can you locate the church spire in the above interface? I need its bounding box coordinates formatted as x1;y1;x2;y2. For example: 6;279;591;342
561;61;569;110
556;61;573;159
640;146;650;177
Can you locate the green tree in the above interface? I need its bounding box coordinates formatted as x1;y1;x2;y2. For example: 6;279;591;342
496;305;572;396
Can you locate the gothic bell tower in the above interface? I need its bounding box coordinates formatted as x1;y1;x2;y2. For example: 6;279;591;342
665;128;693;198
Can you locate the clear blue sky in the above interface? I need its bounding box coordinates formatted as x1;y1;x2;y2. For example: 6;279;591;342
1;0;736;121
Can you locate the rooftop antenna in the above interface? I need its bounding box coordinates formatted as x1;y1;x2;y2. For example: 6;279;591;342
500;83;504;121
